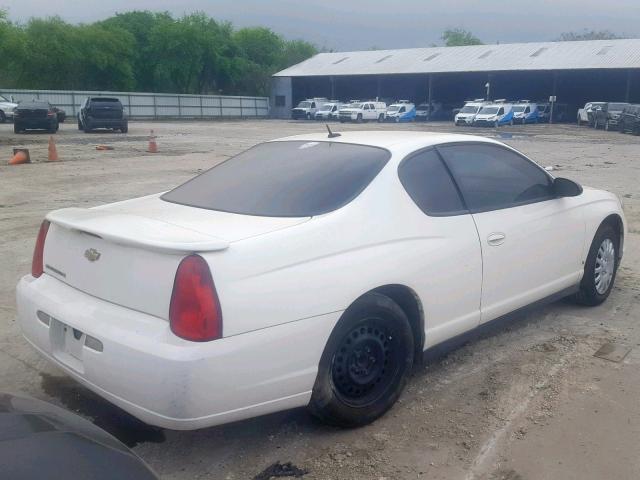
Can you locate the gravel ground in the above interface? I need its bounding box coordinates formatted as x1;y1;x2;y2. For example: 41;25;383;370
1;119;639;480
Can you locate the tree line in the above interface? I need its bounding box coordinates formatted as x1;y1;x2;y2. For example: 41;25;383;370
0;10;317;96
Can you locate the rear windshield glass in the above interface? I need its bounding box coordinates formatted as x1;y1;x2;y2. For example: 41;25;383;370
91;98;121;103
161;141;390;217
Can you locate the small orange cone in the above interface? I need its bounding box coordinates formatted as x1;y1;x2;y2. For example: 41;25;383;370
147;130;158;153
9;149;30;165
47;136;59;162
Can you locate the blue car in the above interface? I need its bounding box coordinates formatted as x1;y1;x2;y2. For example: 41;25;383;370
512;102;539;124
472;103;514;127
385;102;416;122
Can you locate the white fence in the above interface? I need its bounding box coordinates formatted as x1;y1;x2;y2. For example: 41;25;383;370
0;89;269;119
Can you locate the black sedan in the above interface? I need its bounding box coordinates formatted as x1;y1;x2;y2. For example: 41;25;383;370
13;101;59;134
0;392;159;480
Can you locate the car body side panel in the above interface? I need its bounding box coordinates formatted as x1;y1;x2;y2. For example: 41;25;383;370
473;196;586;323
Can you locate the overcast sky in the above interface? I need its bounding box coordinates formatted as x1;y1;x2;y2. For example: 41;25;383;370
2;0;639;50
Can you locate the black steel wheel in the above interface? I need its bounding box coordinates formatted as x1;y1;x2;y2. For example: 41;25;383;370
309;292;414;427
331;320;403;407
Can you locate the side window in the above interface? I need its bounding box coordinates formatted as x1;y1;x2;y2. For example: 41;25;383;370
364;104;370;110
332;106;337;112
400;106;406;113
438;144;553;213
498;107;504;115
311;102;316;108
525;106;530;113
398;149;467;216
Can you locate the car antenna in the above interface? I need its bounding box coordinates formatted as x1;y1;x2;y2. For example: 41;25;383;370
326;124;341;138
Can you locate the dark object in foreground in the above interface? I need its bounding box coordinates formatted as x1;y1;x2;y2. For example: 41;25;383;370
13;101;59;134
52;106;67;123
0;392;158;480
254;461;309;479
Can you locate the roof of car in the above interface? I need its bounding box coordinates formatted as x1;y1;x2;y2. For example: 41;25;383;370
274;131;500;150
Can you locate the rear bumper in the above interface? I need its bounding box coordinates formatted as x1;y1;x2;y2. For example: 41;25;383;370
86;117;125;128
17;274;340;430
15;118;55;128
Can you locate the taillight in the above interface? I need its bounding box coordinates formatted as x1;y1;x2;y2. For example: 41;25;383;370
169;255;222;341
31;220;50;278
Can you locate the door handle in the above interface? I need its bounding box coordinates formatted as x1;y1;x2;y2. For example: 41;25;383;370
487;232;506;246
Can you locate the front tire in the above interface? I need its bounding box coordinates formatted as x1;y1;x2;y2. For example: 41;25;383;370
0;111;6;123
573;223;619;306
356;113;363;123
309;292;414;427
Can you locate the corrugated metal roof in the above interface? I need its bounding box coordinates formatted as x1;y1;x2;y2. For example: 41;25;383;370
274;39;640;77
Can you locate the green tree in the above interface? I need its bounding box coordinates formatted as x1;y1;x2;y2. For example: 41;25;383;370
0;10;318;95
14;17;82;89
555;30;624;41
280;39;318;69
76;24;136;90
441;28;483;46
99;11;173;91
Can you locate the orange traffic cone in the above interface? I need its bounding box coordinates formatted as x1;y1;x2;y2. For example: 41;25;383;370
9;149;30;165
47;136;59;162
147;130;158;153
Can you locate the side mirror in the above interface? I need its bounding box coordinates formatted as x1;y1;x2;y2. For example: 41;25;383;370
553;177;583;197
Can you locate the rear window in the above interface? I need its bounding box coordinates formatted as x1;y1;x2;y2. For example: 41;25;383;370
91;98;120;103
161;141;390;217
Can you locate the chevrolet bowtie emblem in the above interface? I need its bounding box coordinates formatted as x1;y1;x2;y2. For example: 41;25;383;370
84;248;101;262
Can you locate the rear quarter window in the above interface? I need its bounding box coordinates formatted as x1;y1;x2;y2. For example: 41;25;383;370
162;141;390;217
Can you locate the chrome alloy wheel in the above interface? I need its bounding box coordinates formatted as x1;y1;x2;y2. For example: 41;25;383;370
594;238;615;294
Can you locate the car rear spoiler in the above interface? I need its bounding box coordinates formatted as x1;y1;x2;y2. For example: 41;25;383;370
46;208;229;254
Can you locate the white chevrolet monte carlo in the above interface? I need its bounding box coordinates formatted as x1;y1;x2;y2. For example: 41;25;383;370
17;131;625;430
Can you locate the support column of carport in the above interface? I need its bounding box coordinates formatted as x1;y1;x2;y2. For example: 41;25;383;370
625;70;632;102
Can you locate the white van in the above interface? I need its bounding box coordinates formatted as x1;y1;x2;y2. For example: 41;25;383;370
291;98;329;120
385;101;416;122
473;101;514;127
314;101;344;120
454;99;487;126
415;102;442;121
338;101;387;123
511;101;539;124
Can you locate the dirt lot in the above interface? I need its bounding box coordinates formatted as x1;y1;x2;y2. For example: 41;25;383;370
1;119;639;480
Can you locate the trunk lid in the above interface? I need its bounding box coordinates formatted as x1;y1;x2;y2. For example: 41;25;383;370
43;194;309;320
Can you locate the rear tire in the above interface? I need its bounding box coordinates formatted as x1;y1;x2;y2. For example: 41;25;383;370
308;292;414;427
572;223;619;306
14;123;22;134
120;122;128;133
378;114;385;123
